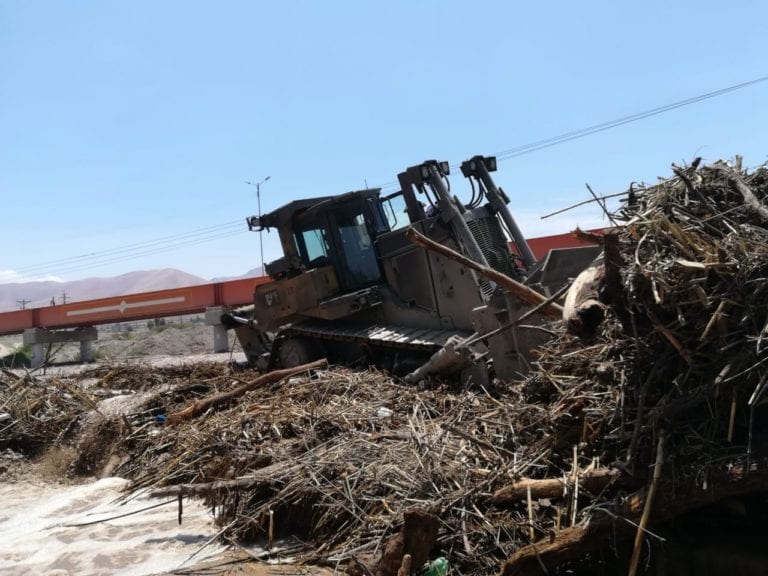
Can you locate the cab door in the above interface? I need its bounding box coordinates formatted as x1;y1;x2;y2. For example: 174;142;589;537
327;201;382;291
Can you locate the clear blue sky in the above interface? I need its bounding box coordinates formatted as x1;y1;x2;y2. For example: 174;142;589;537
1;0;766;283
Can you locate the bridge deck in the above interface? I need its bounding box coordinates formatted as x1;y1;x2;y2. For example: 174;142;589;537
0;277;270;336
0;231;599;336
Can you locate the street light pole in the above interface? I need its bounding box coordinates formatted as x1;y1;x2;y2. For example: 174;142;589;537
246;176;271;273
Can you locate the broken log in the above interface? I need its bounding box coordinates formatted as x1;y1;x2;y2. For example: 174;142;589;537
166;358;328;425
712;164;768;223
396;554;412;576
490;468;619;505
148;461;299;498
563;265;606;336
377;507;439;576
405;227;562;320
498;520;622;576
572;226;605;245
498;457;768;576
562;232;622;337
149;477;266;499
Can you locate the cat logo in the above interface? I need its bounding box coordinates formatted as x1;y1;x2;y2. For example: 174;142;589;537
263;290;280;307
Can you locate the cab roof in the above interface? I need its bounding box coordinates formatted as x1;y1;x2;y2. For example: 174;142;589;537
259;189;381;230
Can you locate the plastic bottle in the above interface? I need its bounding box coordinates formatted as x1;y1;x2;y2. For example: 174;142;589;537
420;557;449;576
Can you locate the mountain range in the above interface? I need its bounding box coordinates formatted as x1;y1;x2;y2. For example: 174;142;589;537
0;268;263;312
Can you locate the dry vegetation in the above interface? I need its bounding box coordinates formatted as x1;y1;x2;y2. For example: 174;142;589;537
3;157;768;575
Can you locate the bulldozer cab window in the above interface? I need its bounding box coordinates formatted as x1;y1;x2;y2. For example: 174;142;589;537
296;227;330;268
332;207;381;289
367;197;390;235
381;192;410;231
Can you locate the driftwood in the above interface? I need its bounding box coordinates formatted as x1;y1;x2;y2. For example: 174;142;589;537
166;358;328;425
396;554;412;576
404;227;563;320
572;226;606;245
377;508;439;576
149;478;258;499
499;457;768;576
498;520;620;576
562;232;623;337
712;162;768;223
148;463;295;498
562;265;606;336
490;468;619;504
628;431;664;576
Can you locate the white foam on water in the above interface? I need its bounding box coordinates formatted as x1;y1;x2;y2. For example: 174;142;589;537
0;477;227;576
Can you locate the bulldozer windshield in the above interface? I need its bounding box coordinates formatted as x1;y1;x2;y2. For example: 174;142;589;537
335;210;380;287
292;197;383;291
380;191;410;231
296;227;330;269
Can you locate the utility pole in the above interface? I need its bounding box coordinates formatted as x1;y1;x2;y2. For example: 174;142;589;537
245;176;271;273
61;291;68;305
17;299;30;310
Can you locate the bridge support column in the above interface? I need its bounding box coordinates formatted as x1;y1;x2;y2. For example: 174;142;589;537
80;339;94;365
23;327;98;369
30;342;45;369
205;307;230;353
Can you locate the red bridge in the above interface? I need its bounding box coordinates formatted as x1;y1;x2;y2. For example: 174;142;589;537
0;277;271;368
0;277;270;336
0;231;598;366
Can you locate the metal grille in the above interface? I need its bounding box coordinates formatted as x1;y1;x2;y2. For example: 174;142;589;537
466;214;521;297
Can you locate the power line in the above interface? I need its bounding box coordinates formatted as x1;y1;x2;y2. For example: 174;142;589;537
12;74;767;280
494;74;768;161
14;220;244;275
14;221;243;274
376;73;768;187
24;227;249;279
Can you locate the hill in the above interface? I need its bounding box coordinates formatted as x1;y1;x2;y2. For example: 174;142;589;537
0;268;207;312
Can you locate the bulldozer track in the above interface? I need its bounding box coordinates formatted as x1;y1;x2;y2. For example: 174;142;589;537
280;319;470;353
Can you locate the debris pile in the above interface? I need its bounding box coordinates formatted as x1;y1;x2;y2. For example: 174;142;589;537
118;366;530;573
2;157;768;575
496;157;768;573
0;371;93;456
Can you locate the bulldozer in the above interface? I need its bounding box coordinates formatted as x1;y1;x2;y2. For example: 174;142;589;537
222;155;599;383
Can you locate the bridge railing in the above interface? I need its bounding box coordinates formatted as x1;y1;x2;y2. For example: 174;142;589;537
0;276;270;336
